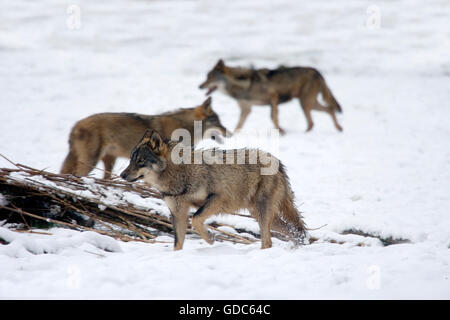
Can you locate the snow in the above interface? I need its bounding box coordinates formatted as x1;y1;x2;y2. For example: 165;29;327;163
1;0;450;299
0;227;122;257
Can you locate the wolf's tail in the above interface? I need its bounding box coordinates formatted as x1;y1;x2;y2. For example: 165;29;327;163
317;72;342;113
278;195;308;243
60;130;79;174
273;165;308;243
60;125;100;176
60;149;78;174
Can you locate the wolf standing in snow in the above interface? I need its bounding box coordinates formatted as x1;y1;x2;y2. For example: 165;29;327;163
120;129;307;250
60;97;227;179
199;59;343;134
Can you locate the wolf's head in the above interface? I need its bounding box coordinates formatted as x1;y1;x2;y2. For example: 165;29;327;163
200;60;252;96
193;97;229;140
120;130;169;182
199;59;227;96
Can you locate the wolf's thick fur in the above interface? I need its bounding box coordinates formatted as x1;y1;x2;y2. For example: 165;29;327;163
199;59;343;134
60;97;227;179
120;129;307;250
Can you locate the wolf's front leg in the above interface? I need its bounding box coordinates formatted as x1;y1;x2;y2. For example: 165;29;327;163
270;96;286;135
166;197;190;251
234;101;252;132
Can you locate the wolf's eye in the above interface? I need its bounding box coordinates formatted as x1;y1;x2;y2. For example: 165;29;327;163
137;158;145;165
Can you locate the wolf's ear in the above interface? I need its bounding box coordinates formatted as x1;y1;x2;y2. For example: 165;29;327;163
139;129;155;145
142;129;154;140
141;129;163;151
195;97;213;118
149;130;164;151
201;97;213;115
215;59;225;70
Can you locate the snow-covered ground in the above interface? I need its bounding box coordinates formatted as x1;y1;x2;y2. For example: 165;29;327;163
1;0;449;299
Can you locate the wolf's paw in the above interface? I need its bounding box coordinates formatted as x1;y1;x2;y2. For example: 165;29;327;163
205;232;215;245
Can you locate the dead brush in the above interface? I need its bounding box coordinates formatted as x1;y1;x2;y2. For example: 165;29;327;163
0;154;260;245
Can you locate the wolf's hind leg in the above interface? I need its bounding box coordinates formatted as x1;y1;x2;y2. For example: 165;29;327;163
67;130;102;176
259;214;274;249
249;208;274;249
74;149;101;176
311;101;343;132
252;198;275;249
60;150;78;175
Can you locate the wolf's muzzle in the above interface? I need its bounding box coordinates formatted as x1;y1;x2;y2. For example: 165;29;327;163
120;170;128;180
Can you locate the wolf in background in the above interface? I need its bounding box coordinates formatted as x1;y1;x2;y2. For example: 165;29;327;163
199;59;343;134
61;97;227;179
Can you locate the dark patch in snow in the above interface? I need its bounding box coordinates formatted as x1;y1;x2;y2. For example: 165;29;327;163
341;228;411;246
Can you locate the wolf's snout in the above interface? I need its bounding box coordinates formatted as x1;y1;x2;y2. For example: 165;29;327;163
212;134;223;144
120;170;128;180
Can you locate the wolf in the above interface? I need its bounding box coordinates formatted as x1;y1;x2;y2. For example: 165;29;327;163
60;97;228;179
120;129;307;250
199;59;343;134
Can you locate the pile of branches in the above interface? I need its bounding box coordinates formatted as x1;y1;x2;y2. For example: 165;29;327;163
0;159;259;245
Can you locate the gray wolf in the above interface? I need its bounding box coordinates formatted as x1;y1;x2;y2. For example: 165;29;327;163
120;129;307;250
60;97;227;178
199;59;343;134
